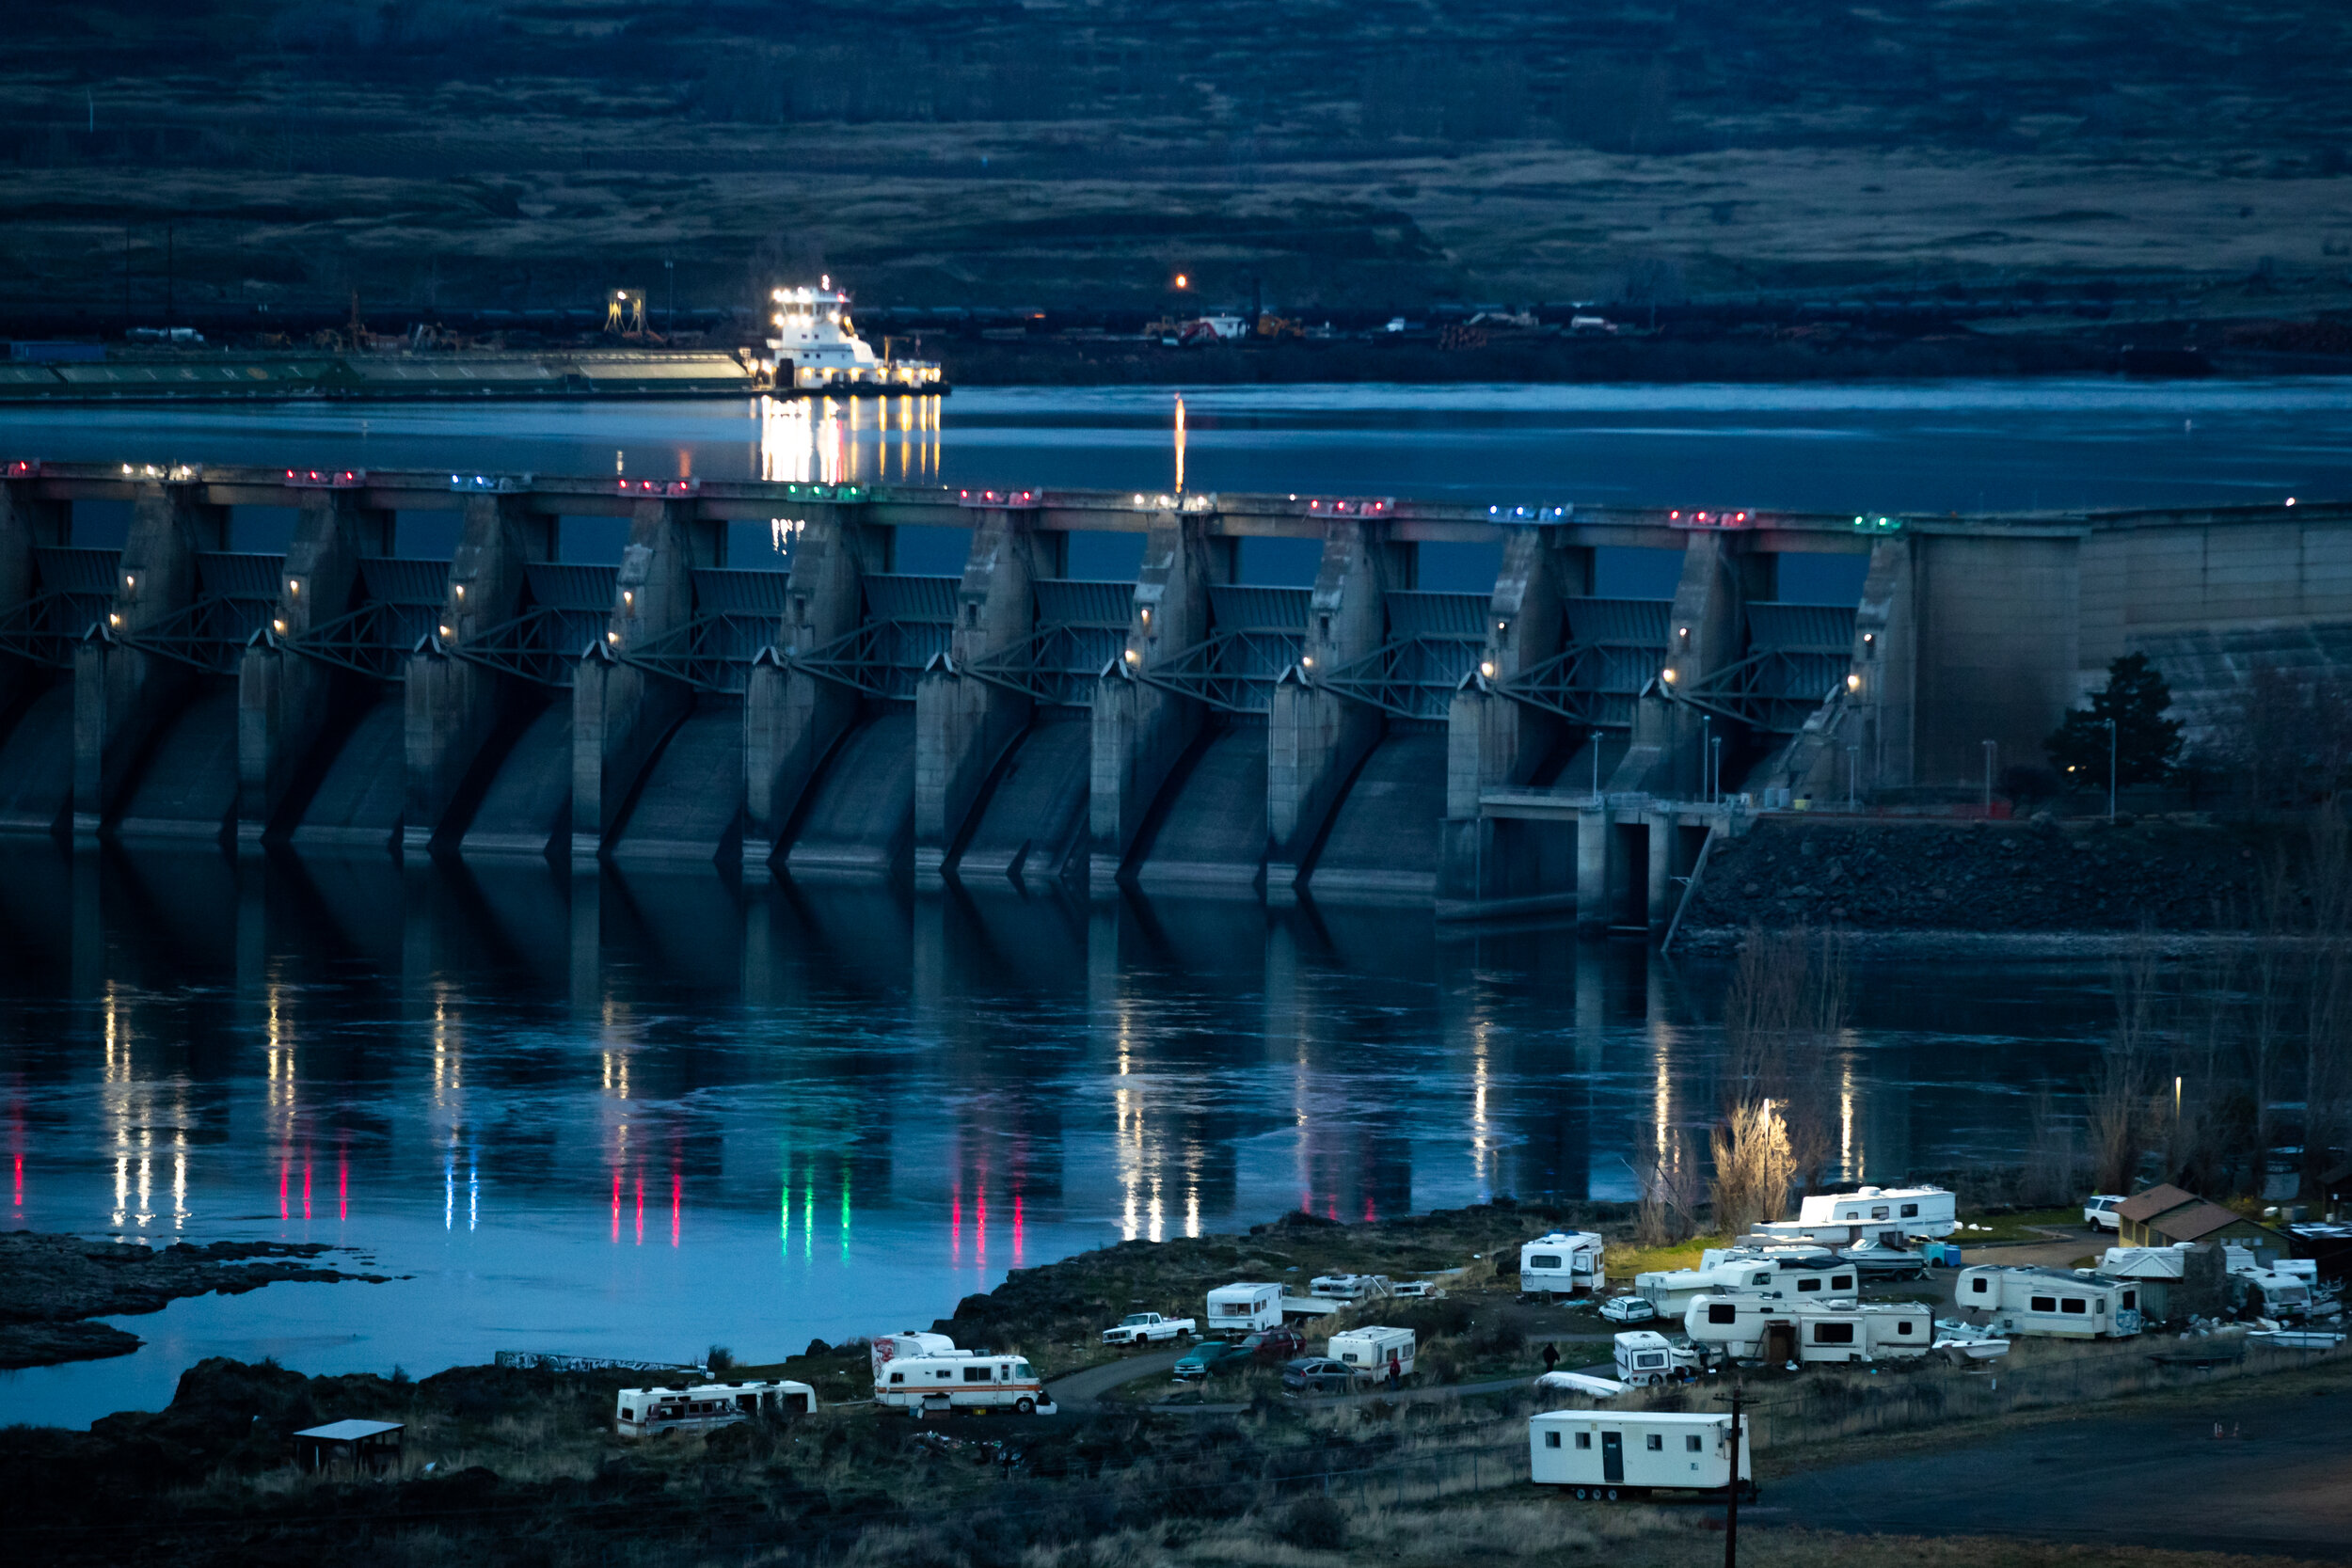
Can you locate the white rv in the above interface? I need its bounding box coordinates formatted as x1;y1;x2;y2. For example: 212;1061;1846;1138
1327;1325;1416;1380
1206;1282;1283;1332
1952;1266;2144;1338
1612;1330;1705;1386
871;1331;961;1381
616;1379;815;1438
874;1352;1050;1416
1529;1411;1756;1501
1636;1258;1856;1315
1310;1273;1393;1304
1683;1296;1933;1364
1752;1185;1957;1246
1519;1231;1607;1297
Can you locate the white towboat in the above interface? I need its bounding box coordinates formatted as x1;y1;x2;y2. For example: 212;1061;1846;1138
764;282;941;391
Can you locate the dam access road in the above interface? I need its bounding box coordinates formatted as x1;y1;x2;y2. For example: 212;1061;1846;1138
1;460;2343;926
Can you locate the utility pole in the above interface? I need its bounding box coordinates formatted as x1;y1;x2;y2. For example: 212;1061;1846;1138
1724;1383;1743;1568
2107;717;2118;823
664;258;675;332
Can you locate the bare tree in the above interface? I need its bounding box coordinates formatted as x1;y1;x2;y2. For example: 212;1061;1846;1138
1719;925;1850;1199
2090;932;2164;1195
1632;1127;1704;1247
1708;1100;1796;1240
2023;1084;2082;1207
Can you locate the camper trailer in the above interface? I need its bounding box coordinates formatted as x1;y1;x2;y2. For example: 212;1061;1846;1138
874;1352;1050;1416
1529;1411;1756;1501
1752;1185;1957;1247
1953;1266;2145;1339
1612;1330;1707;1386
1309;1274;1393;1305
1206;1282;1283;1333
1327;1325;1416;1381
871;1331;961;1381
1519;1231;1607;1298
616;1380;815;1438
1683;1296;1934;1364
1636;1258;1856;1315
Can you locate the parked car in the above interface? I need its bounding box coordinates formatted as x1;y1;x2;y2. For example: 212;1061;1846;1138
1171;1339;1254;1381
1597;1294;1660;1324
1280;1356;1354;1393
2083;1196;2123;1232
1243;1325;1305;1363
1102;1312;1195;1346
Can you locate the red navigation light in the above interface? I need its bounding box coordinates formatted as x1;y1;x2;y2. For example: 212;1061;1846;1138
7;460;38;477
1669;510;1681;520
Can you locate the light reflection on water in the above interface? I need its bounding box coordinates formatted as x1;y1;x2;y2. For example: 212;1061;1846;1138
0;841;2120;1429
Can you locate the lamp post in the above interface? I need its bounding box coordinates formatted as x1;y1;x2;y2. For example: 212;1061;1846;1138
2107;716;2118;822
1982;739;1996;812
1710;735;1724;807
1701;715;1712;804
1590;729;1603;804
1845;744;1858;812
663;259;675;332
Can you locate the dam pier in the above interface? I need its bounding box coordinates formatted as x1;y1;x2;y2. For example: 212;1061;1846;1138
1;460;2341;931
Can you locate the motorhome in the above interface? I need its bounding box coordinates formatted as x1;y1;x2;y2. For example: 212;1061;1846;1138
871;1331;961;1381
1683;1296;1934;1364
1327;1325;1416;1380
1751;1185;1957;1246
874;1352;1050;1416
1519;1231;1607;1298
1529;1411;1756;1501
1206;1282;1283;1333
1953;1266;2145;1338
1636;1257;1856;1315
616;1380;815;1438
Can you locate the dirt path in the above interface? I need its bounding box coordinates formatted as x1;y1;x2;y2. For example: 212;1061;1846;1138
1757;1386;2352;1560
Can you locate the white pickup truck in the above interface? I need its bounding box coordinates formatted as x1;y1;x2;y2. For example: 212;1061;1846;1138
1100;1312;1196;1346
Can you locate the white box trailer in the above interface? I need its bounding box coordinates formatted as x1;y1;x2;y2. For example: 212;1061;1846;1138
617;1379;815;1438
875;1352;1051;1416
1520;1231;1606;1297
1206;1282;1283;1332
1683;1296;1934;1364
1637;1257;1857;1315
1327;1325;1416;1380
1953;1266;2145;1339
1530;1411;1756;1501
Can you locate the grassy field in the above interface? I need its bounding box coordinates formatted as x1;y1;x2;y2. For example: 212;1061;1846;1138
7;3;2352;326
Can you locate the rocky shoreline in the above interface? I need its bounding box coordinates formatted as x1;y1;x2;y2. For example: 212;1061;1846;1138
0;1232;392;1370
1675;816;2300;946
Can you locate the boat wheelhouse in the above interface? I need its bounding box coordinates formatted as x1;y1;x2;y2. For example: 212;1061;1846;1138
766;284;941;391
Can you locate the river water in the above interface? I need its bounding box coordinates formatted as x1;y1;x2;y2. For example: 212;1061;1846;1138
2;377;2344;1428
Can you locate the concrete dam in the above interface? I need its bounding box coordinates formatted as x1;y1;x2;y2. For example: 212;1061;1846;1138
1;461;2342;930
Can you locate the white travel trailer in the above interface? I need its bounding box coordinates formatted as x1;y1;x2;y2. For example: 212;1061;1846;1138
875;1352;1051;1416
1310;1273;1393;1304
871;1331;961;1381
1612;1330;1706;1386
1529;1411;1756;1501
1519;1231;1607;1297
1327;1325;1416;1380
616;1380;815;1438
1953;1266;2145;1339
1636;1258;1856;1315
1753;1184;1956;1246
1683;1296;1934;1364
1206;1282;1283;1333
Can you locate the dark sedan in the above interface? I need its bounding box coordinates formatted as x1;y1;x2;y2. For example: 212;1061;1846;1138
1280;1355;1353;1393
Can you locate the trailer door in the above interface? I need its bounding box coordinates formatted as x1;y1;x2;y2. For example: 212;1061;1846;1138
1601;1431;1625;1483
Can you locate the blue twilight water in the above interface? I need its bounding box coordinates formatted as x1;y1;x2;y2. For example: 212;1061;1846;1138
0;378;2332;1429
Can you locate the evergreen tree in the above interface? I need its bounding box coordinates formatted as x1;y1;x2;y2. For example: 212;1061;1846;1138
2046;652;2183;788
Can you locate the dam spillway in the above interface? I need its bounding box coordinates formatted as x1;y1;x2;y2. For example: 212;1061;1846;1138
2;460;2346;928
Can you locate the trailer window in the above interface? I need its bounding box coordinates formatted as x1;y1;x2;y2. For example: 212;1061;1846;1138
1798;1277;1821;1292
1970;1276;1990;1294
1687;1435;1704;1452
963;1366;993;1383
2121;1291;2136;1310
889;1373;904;1385
1646;1434;1663;1451
1896;1320;1914;1335
1871;1206;1890;1220
2029;1295;2058;1313
1832;1275;1852;1291
1530;1255;1562;1270
2060;1298;2089;1315
1015;1363;1034;1379
1708;1304;1738;1324
1544;1431;1562;1449
1900;1203;1919;1218
1813;1323;1856;1345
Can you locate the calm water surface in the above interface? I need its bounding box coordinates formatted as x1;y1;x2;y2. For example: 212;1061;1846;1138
0;379;2329;1427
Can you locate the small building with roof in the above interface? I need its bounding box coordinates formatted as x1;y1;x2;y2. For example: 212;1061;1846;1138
2115;1187;2286;1264
293;1418;405;1474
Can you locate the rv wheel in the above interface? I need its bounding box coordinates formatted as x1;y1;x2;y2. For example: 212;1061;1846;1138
1603;1487;1620;1503
1017;1398;1036;1415
1572;1487;1588;1500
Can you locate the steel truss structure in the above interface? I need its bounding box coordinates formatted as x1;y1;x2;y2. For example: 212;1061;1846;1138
1314;632;1486;721
1136;626;1303;715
